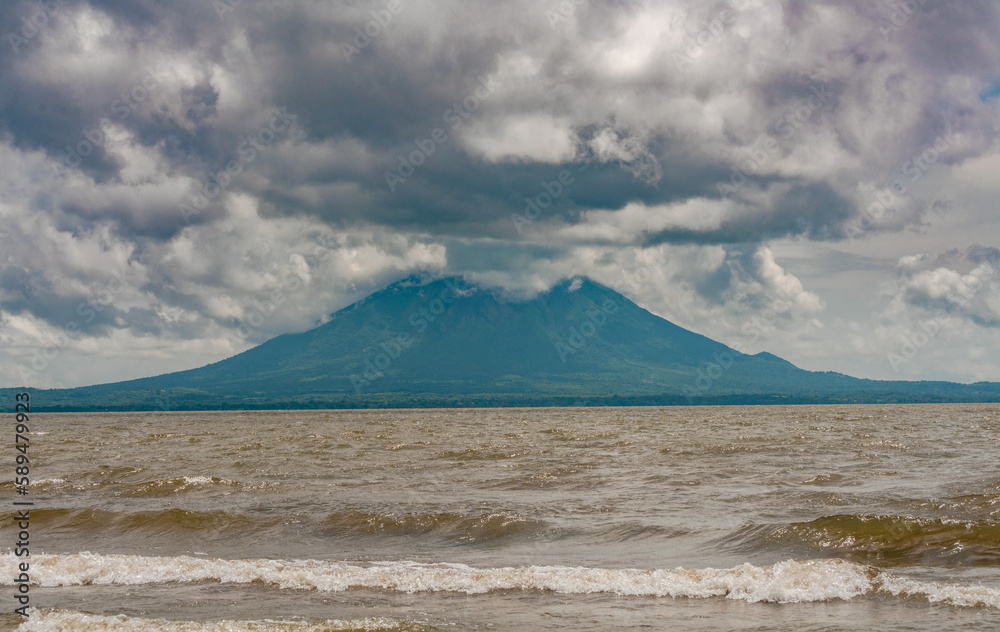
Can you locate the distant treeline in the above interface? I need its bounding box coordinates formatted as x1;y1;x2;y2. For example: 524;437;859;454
5;385;1000;412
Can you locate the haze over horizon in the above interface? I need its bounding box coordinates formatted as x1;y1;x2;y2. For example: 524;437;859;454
1;0;999;389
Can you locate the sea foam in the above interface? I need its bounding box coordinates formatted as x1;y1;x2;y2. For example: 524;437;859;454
6;552;998;608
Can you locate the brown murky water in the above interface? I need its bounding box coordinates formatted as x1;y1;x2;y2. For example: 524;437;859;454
3;404;1000;630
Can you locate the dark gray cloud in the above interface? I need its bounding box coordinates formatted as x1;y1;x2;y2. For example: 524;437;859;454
0;265;124;335
1;0;995;245
643;182;853;245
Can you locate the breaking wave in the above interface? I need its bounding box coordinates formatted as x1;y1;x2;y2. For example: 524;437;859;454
3;553;999;609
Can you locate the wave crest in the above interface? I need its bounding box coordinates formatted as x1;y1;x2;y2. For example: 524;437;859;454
320;510;539;541
5;553;998;609
730;514;1000;566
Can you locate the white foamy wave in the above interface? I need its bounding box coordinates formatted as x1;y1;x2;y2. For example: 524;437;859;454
3;553;998;608
1;553;868;603
16;610;423;632
876;573;1000;609
181;476;216;485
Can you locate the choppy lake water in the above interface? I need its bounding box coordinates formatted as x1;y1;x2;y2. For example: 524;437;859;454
3;404;1000;630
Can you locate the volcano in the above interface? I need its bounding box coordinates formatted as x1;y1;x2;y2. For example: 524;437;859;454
10;276;1000;410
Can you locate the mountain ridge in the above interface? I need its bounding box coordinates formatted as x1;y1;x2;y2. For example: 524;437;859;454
5;275;1000;411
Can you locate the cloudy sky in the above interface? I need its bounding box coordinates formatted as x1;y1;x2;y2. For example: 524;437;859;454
1;0;999;389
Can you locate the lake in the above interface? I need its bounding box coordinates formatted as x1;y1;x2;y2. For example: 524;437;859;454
3;404;999;630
